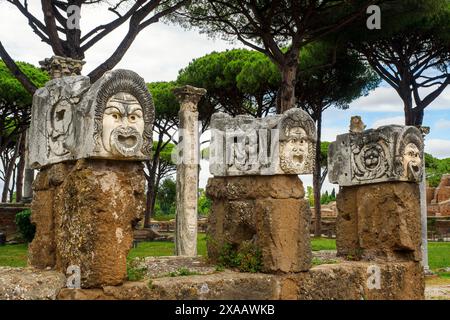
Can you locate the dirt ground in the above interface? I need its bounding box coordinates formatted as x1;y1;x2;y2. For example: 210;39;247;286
425;277;450;300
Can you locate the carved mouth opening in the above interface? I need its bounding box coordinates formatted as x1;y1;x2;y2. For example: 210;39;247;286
118;135;137;148
293;155;304;163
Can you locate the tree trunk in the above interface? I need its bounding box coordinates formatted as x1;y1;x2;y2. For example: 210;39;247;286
412;107;424;126
400;85;414;125
1;135;20;202
313;111;323;237
15;133;26;202
9;163;16;202
278;61;298;114
143;138;164;227
152;172;162;216
144;159;158;228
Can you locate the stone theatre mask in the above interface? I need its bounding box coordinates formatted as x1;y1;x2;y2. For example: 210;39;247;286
27;69;154;169
102;92;145;157
93;69;154;159
278;109;316;174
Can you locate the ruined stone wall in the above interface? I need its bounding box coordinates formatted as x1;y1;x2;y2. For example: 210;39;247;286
427;174;450;216
0;211;16;236
0;260;424;300
0;204;28;240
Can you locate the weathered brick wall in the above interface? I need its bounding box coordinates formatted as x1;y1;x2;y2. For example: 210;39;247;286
0;204;29;240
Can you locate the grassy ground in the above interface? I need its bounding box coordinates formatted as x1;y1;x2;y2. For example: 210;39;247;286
0;243;28;267
428;242;450;270
128;233;207;260
1;237;448;273
311;237;336;251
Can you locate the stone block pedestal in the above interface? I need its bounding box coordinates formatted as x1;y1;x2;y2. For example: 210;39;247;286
336;182;422;261
206;175;312;273
29;159;145;288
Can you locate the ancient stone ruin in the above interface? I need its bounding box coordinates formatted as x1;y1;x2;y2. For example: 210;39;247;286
1;87;427;299
206;108;315;272
428;174;450;216
328;123;424;261
27;69;154;288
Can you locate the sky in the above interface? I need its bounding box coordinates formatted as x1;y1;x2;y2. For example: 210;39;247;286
0;2;449;193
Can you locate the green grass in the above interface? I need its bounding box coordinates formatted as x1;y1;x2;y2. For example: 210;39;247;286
428;242;450;272
311;237;336;251
0;243;28;267
153;214;176;221
127;233;207;260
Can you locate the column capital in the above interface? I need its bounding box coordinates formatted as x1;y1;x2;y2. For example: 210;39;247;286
173;85;206;111
39;55;85;79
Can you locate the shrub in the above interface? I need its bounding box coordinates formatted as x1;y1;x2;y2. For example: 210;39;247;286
15;209;35;242
217;241;262;273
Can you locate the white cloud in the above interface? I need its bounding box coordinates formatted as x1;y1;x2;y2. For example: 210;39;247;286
351;87;403;112
425;139;450;159
350;86;450;113
321;126;347;142
371;116;405;128
435;119;450;130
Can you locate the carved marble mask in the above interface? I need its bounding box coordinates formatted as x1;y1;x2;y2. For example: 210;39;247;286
403;143;422;180
102;92;145;157
280;127;308;173
47;99;74;157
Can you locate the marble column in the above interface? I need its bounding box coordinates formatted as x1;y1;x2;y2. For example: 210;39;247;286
173;85;206;256
418;126;430;272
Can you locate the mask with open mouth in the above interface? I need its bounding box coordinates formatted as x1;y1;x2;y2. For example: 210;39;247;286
110;126;143;157
279;127;309;174
101;92;145;158
403;143;422;181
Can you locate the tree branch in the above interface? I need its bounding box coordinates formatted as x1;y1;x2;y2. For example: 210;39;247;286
41;0;65;55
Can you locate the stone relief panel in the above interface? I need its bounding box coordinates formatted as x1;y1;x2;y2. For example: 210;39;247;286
328;124;423;186
209;108;316;176
27;69;154;169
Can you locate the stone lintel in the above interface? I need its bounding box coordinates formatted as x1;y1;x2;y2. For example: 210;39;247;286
328;124;424;186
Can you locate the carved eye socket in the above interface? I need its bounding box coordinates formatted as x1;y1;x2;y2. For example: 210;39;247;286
129;115;137;122
112;114;119;120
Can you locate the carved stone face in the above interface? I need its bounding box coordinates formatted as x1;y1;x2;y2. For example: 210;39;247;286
280;127;308;173
102;92;145;157
403;143;422;180
47;99;74;156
